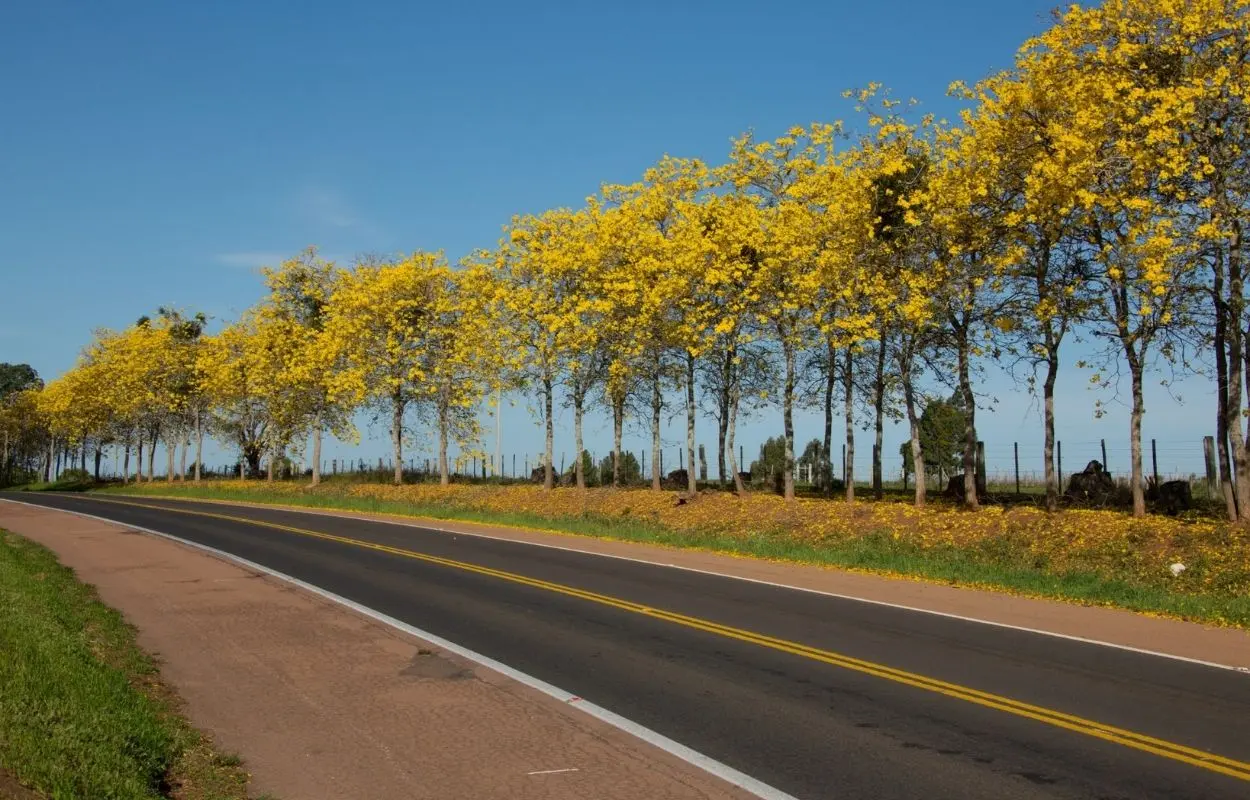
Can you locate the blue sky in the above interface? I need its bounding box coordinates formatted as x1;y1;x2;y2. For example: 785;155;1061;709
0;0;1218;479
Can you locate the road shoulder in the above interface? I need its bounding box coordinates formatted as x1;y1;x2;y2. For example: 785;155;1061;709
0;500;754;800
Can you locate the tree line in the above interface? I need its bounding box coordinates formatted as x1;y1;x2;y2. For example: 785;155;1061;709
6;0;1250;520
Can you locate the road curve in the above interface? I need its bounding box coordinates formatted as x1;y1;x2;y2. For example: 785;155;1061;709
13;492;1250;800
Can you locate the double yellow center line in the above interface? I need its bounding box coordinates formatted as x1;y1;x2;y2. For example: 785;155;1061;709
84;494;1250;783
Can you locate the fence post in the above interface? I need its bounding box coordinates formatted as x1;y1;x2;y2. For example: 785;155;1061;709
1014;442;1020;496
842;443;847;485
1203;436;1217;496
1151;438;1159;487
1100;439;1108;473
1057;440;1063;490
512;454;516;478
660;450;664;475
698;445;707;482
739;445;744;475
642;449;647;477
679;448;684;469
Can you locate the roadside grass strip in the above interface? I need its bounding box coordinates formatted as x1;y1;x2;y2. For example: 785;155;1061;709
0;529;260;800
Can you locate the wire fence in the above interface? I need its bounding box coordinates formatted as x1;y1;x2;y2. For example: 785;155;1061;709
68;436;1223;500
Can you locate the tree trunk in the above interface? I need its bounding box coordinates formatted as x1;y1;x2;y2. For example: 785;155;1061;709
727;381;745;494
823;339;835;496
146;433;157;482
1215;265;1237;519
873;338;886;500
716;365;729;485
80;437;88;473
194;410;203;482
956;324;978;509
1129;358;1146;517
542;372;554;490
899;339;925;507
439;404;450;486
1227;223;1250;519
573;384;585;489
782;341;796;501
392;389;405;486
311;419;322;487
612;392;624;487
686;352;697;494
136;439;143;483
94;446;102;481
45;436;55;482
650;370;662;490
267;446;276;482
1043;347;1060;512
844;347;855;502
123;444;131;485
166;439;175;483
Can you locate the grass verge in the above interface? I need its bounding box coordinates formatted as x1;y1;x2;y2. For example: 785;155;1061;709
87;480;1250;629
0;528;265;800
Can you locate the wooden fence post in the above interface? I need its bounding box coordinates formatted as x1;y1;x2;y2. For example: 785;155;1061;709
1014;442;1020;496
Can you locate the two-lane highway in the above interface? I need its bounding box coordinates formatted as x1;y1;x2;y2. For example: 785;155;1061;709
14;492;1250;799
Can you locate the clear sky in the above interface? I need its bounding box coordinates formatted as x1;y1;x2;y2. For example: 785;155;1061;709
0;0;1218;480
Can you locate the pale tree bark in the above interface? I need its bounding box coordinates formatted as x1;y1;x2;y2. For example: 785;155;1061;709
193;411;203;483
146;432;157;482
573;379;586;489
267;446;276;482
727;381;745;494
872;338;886;500
310;423;322;487
178;435;187;481
650;370;662;490
542;372;555;490
898;338;925;507
844;347;855;502
685;352;697;494
45;435;54;482
782;341;796;502
1043;348;1060;511
612;391;625;487
716;353;730;486
439;403;451;486
392;389;405;486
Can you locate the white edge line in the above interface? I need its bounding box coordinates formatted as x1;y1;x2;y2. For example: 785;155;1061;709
0;498;799;800
86;492;1250;675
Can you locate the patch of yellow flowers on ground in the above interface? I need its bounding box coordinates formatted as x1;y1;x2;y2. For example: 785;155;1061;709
203;481;1249;599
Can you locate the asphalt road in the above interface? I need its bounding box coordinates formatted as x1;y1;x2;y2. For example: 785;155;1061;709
14;492;1250;800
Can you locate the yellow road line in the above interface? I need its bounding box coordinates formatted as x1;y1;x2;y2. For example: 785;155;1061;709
80;494;1250;782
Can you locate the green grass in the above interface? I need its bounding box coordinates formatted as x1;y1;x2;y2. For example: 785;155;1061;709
91;481;1250;629
0;529;261;800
